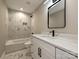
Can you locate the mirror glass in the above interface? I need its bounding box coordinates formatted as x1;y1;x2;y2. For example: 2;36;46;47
48;0;66;28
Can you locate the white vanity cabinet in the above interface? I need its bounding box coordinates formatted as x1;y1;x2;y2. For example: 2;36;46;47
31;37;78;59
56;48;77;59
31;37;55;59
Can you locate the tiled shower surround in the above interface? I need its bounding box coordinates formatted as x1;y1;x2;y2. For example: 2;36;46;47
8;9;31;40
6;9;32;59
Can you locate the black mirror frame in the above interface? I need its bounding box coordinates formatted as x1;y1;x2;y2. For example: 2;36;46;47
48;0;66;29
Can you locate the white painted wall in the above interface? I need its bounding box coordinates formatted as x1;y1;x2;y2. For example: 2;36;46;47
31;0;78;34
0;0;8;57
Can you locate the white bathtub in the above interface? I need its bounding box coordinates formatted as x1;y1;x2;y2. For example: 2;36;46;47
5;38;32;54
5;38;32;46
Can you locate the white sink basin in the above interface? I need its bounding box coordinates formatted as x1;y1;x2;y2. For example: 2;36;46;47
39;34;60;39
38;34;78;43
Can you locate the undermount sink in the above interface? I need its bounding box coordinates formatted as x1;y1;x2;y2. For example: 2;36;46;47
39;34;60;39
38;33;77;41
38;33;70;40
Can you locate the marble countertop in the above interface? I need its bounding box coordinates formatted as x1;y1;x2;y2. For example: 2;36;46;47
33;34;78;57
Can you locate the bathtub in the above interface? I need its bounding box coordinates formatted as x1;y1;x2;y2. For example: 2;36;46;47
5;38;32;54
5;38;32;46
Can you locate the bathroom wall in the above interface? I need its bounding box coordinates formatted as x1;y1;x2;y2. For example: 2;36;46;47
8;9;31;40
0;0;8;57
31;0;78;34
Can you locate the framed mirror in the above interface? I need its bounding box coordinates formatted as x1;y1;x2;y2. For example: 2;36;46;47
48;0;66;29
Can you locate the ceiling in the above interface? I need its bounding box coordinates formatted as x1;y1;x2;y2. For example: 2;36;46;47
5;0;46;14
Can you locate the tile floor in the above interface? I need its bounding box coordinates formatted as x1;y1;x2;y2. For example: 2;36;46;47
5;49;32;59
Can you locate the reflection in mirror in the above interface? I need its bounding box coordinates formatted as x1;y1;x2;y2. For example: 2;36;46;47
48;0;66;28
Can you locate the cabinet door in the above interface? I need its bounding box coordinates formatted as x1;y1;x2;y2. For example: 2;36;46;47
56;48;78;59
40;45;54;59
35;37;55;59
31;37;55;59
